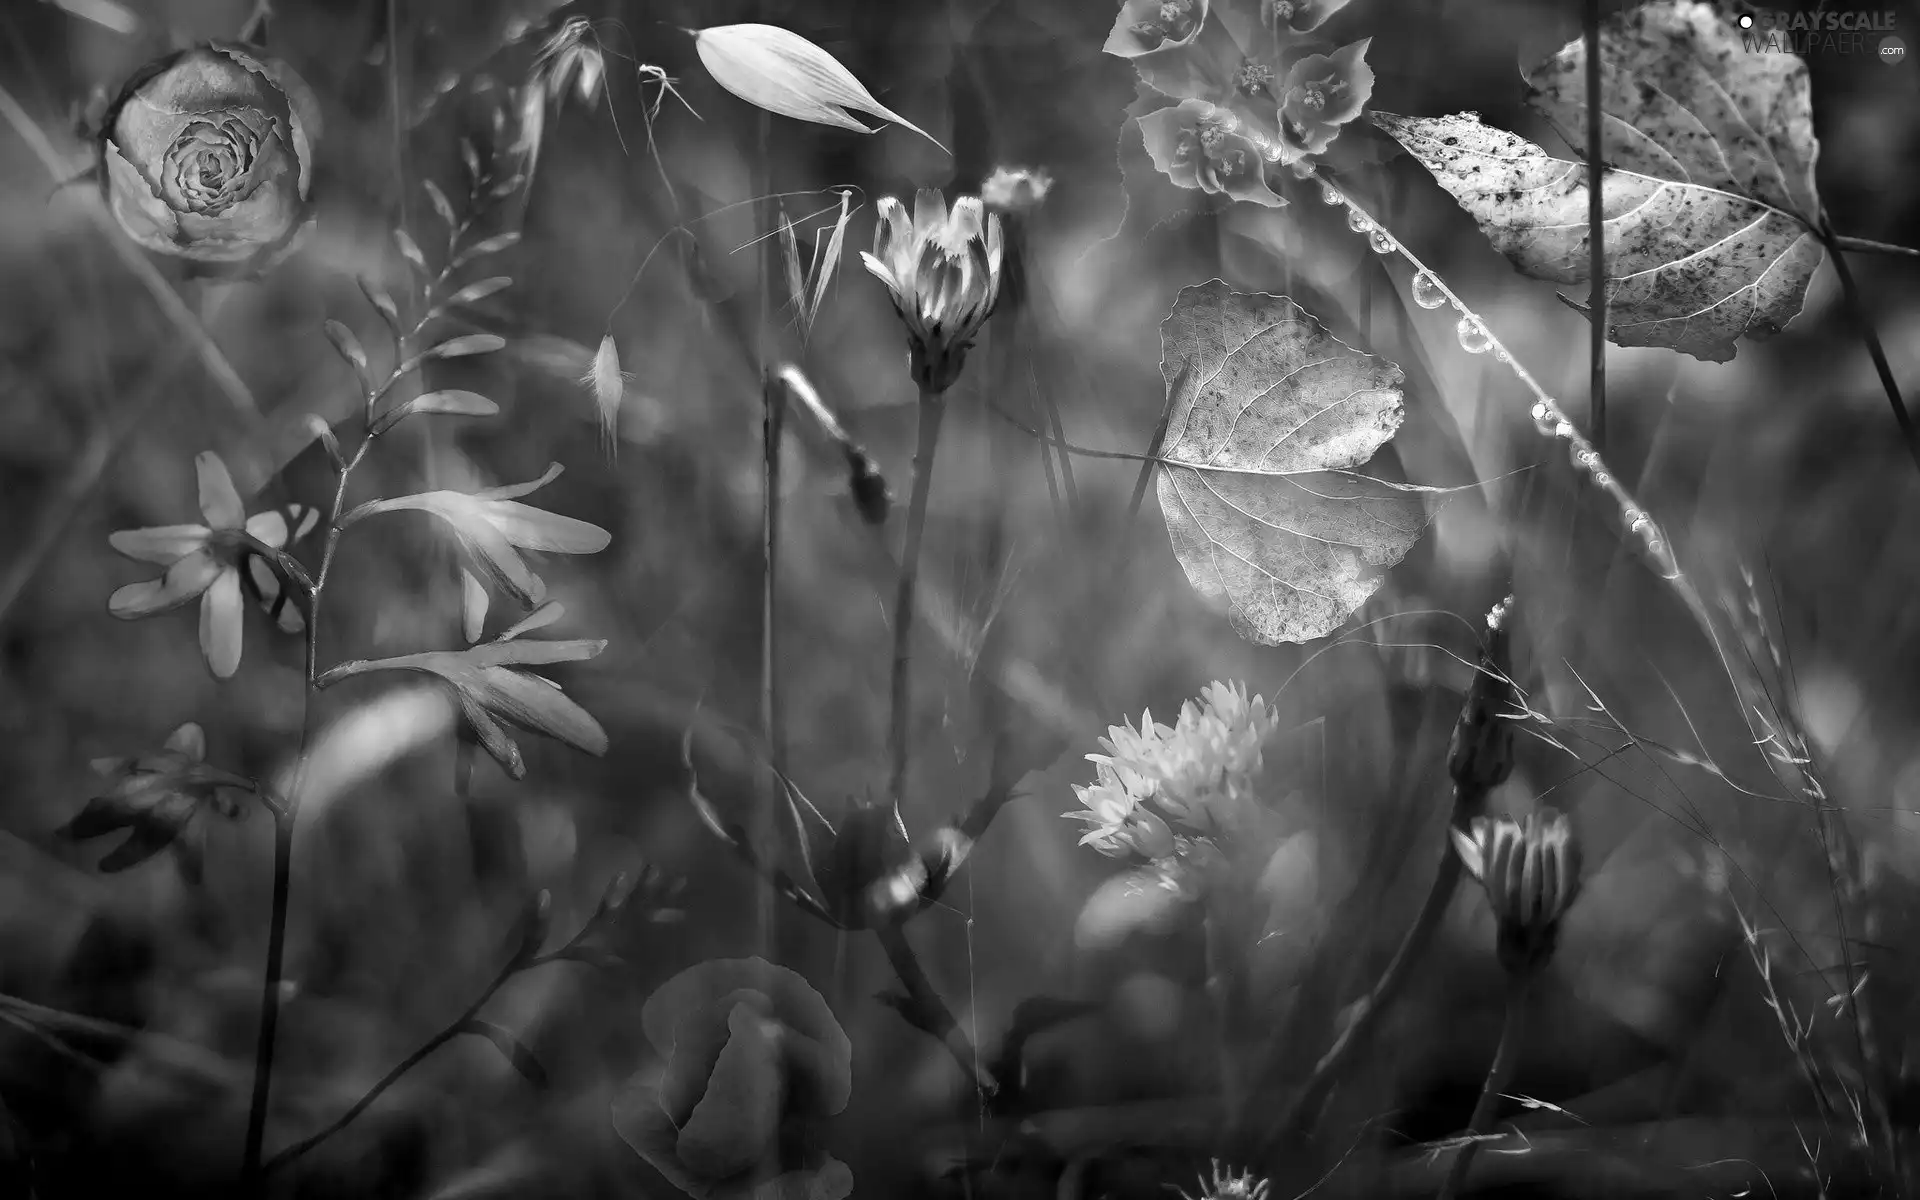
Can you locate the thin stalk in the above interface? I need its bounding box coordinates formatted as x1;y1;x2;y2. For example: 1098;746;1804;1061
762;372;786;775
887;387;947;805
1583;0;1607;451
1437;968;1532;1200
240;442;361;1186
876;921;996;1102
1258;806;1466;1152
1818;212;1920;477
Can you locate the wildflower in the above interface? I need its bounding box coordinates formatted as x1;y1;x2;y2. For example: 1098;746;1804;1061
980;165;1052;215
1452;806;1583;973
108;451;307;678
1066;759;1175;859
1274;39;1374;163
860;189;1003;393
534;16;605;109
1138;100;1285;207
1261;0;1352;34
318;636;609;781
58;722;257;881
1176;1160;1271;1200
1067;681;1278;859
1106;0;1209;58
340;463;610;643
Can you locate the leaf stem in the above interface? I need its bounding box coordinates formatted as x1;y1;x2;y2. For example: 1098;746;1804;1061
1833;235;1920;259
888;386;947;805
762;371;786;777
1584;0;1607;451
1817;214;1920;477
1438;968;1531;1200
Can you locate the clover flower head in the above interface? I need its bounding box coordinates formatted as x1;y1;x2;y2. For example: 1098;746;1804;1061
1452;806;1583;972
108;451;304;679
1067;681;1276;861
861;189;1003;393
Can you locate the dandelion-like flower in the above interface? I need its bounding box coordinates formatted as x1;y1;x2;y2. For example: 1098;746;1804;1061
1452;806;1583;972
108;451;305;679
860;189;1003;393
1175;1160;1271;1200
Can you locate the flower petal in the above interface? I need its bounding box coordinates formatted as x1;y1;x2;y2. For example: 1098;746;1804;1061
675;1003;784;1179
196;452;245;529
474;666;608;757
859;250;899;294
478;501;611;554
474;463;565;502
245;509;290;547
200;566;244;678
109;525;212;565
109;550;221;618
461;569;489;644
912;188;946;246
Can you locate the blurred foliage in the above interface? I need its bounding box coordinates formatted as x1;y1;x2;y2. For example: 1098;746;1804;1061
3;0;1920;1197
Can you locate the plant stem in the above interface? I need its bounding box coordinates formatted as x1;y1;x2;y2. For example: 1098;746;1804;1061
887;386;947;805
1818;214;1920;477
241;436;365;1186
263;952;536;1172
762;371;786;776
1583;0;1607;451
875;921;996;1102
1833;235;1920;258
1259;819;1465;1152
1438;969;1531;1200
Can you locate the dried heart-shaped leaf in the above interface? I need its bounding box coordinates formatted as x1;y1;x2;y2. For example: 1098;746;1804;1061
1371;1;1825;363
1155;280;1430;645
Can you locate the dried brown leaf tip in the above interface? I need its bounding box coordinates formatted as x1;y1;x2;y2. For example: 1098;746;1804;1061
1448;593;1518;800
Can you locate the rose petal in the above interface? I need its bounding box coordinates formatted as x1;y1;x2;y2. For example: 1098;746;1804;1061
210;42;321;197
640;959;852;1116
109;524;212;564
675;1003;785;1180
196;452;245;529
659;988;773;1127
103;140;185;254
199;566;244;678
109;550;221;618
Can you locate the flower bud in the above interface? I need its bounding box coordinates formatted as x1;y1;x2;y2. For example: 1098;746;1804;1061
860;190;1003;394
1451;806;1582;973
1448;594;1517;802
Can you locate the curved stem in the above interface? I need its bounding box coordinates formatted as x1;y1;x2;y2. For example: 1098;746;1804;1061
1259;822;1464;1152
263;959;523;1172
1818;214;1920;477
241;811;295;1180
887;386;947;805
1438;969;1531;1200
875;921;995;1102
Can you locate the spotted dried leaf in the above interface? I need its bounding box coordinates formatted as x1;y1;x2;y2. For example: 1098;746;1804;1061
1370;0;1825;363
1155;281;1431;645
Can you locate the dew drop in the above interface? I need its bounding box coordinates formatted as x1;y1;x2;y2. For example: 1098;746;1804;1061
1319;179;1342;205
1368;229;1395;255
1493;347;1512;363
1530;402;1557;437
1411;272;1446;309
1346;208;1373;233
1592;470;1612;488
1572;447;1598;471
1627;512;1651;534
1456;316;1491;354
1553;421;1576;440
1289;159;1317;179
